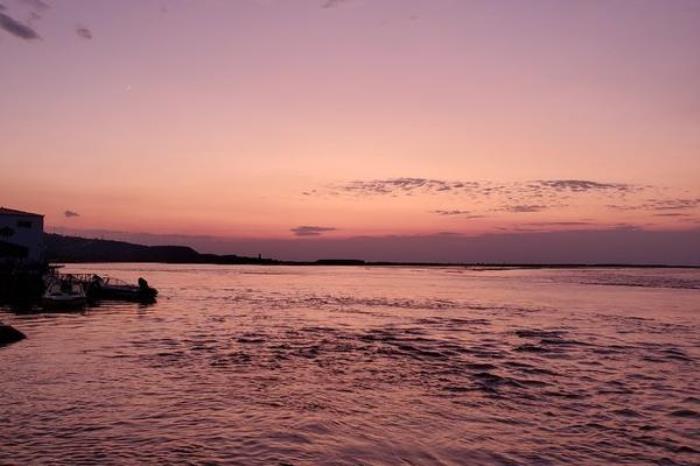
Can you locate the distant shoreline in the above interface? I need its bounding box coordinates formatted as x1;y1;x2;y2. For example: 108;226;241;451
51;260;700;269
45;233;700;269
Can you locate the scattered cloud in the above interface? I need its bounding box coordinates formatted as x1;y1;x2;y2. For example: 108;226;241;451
431;210;487;219
501;204;549;213
334;178;482;196
0;11;40;39
20;0;50;12
328;177;640;199
606;204;637;211
291;225;337;237
432;209;471;216
321;0;349;8
2;2;96;42
653;212;690;217
533;179;633;193
75;25;92;39
525;221;592;227
647;198;700;211
607;198;700;212
64;210;80;218
311;177;700;225
609;223;645;231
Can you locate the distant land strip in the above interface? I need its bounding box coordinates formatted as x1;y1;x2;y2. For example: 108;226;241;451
44;234;699;269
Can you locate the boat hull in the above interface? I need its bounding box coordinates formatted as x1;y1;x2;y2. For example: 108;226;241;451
89;285;158;303
42;296;87;310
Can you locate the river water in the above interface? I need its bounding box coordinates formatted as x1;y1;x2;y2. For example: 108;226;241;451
1;264;698;465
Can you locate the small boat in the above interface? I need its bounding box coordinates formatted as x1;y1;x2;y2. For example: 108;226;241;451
88;275;158;302
42;279;87;309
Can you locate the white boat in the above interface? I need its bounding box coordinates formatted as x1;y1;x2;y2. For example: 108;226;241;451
42;279;87;309
88;275;158;302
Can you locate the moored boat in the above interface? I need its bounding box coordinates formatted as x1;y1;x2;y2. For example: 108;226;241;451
42;279;87;309
88;275;158;302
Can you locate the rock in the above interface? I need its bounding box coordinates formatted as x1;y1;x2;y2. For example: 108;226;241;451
0;324;26;346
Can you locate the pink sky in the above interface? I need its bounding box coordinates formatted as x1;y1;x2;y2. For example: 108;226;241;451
1;0;699;260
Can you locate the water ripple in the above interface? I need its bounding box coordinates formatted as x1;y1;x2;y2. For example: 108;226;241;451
1;264;698;465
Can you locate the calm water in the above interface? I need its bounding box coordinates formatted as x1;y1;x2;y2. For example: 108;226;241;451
1;264;699;465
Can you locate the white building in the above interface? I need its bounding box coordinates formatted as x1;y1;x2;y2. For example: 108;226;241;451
0;207;45;264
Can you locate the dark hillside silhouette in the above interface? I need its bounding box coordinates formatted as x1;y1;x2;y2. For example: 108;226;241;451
45;234;277;264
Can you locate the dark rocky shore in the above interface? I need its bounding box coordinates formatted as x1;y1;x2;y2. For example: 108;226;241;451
0;323;26;346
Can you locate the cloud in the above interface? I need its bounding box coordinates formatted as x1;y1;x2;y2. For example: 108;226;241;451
525;221;592;226
336;178;482;196
20;0;50;11
64;210;80;218
314;177;699;220
0;11;40;39
431;210;487;219
291;225;337;237
648;198;700;211
432;209;471;216
3;1;95;42
328;177;640;200
75;25;92;39
653;212;690;217
501;204;549;213
533;179;633;193
321;0;349;8
608;198;700;212
606;204;637;211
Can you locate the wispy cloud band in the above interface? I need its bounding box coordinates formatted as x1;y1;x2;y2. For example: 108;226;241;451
327;178;639;198
0;11;39;39
291;225;337;237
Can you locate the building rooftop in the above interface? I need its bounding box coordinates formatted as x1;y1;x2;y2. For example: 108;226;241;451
0;207;44;217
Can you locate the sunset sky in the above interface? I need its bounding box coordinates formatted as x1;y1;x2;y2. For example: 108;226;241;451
2;0;699;261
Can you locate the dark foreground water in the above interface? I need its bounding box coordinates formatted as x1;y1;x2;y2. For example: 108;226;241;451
1;264;699;465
